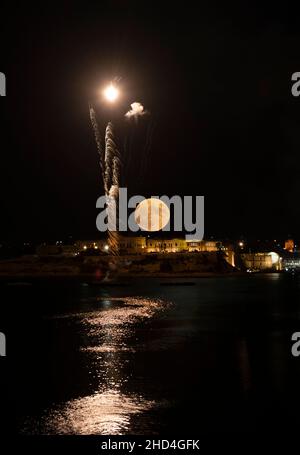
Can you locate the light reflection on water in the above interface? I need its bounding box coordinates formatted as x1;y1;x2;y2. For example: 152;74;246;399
81;297;169;351
23;296;172;435
36;389;156;435
13;275;300;434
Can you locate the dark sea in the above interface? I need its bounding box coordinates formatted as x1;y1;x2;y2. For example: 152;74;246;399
1;274;300;435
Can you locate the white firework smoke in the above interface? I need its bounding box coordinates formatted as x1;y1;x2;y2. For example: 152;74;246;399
125;102;147;119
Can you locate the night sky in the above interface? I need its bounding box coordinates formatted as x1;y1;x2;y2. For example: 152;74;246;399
1;2;300;241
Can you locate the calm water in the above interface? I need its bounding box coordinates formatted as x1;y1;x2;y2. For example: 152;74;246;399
2;274;300;434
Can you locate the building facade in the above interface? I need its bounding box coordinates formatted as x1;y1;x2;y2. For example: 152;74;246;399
74;237;224;255
146;238;187;253
284;239;295;253
282;254;300;271
241;252;282;271
38;237;235;267
186;240;220;252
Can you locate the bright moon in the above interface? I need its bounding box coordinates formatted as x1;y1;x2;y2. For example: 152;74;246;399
135;199;170;232
103;84;119;102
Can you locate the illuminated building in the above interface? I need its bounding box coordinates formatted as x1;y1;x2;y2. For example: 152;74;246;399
223;246;235;267
36;237;237;268
241;252;282;271
119;236;147;254
74;237;226;255
75;240;108;252
282;254;300;271
186;240;220;252
146;238;187;253
75;237;146;254
284;239;294;253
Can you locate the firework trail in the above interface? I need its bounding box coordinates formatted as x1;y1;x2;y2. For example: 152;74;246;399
89;105;105;184
90;108;121;255
104;122;121;191
107;184;120;256
90;100;151;256
104;122;121;255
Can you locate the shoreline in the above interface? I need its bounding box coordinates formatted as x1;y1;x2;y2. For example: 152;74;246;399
0;270;281;283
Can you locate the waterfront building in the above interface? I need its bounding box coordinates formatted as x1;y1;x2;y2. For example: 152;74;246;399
146;238;187;253
38;237;235;267
241;252;282;271
282;254;300;271
284;239;295;253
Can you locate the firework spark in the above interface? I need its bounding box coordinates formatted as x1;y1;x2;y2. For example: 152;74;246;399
104;122;121;255
89;105;105;184
90;94;150;256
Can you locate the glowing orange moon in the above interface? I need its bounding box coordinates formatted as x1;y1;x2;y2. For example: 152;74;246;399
135;198;170;231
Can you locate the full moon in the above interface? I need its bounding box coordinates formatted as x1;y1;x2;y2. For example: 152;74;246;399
135;198;170;232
